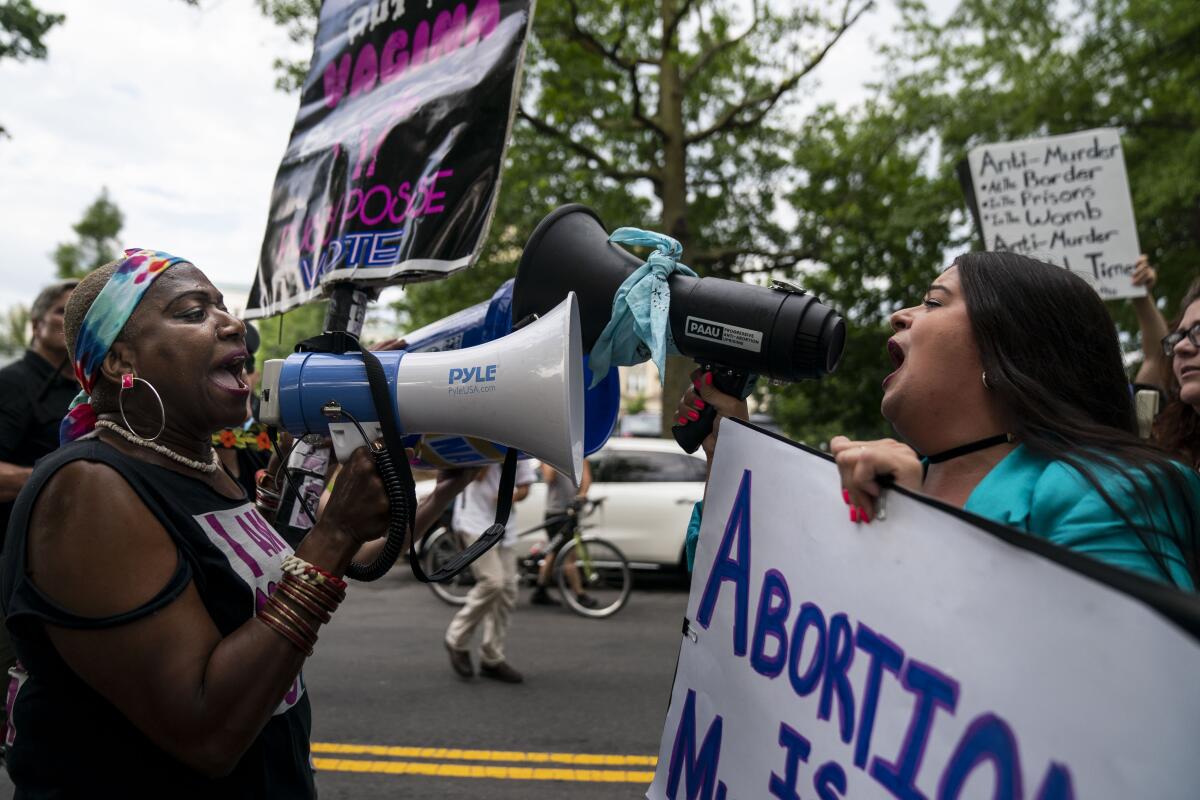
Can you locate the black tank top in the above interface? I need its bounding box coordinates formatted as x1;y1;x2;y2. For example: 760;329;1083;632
0;438;314;798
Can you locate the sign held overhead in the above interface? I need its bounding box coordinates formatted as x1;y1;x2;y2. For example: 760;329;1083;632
245;0;534;318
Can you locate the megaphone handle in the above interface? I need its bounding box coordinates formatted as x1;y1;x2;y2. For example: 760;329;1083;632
672;364;751;454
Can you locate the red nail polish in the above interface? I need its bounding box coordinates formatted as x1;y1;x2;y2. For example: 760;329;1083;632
842;489;851;505
705;372;713;385
861;507;872;524
695;399;705;409
687;410;700;421
849;507;859;523
677;416;688;426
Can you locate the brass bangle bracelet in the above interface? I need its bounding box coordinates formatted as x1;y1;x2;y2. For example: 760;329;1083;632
257;607;313;656
275;581;332;624
261;606;317;656
281;574;341;613
282;573;343;611
266;595;320;642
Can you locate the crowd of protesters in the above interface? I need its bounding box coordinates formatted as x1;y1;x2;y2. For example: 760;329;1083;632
0;247;1195;795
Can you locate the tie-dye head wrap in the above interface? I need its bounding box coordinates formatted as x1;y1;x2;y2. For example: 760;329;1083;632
60;249;194;444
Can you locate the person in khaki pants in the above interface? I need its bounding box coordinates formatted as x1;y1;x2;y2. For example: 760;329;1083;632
444;460;536;683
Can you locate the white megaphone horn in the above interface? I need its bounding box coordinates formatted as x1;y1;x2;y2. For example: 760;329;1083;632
258;294;585;484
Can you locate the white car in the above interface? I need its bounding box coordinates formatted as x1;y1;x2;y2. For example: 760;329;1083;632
418;438;707;571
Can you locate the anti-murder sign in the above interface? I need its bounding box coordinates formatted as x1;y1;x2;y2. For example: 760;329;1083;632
960;128;1142;300
649;420;1200;800
245;0;533;318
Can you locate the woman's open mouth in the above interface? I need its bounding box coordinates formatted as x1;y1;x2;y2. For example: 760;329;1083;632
883;338;905;387
210;353;250;397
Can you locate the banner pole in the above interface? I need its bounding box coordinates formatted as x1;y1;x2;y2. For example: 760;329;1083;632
323;282;370;337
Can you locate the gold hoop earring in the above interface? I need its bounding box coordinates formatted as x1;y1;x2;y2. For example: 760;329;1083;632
982;370;991;389
118;372;167;441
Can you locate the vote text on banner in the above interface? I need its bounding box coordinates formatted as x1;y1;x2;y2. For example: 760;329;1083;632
246;0;533;318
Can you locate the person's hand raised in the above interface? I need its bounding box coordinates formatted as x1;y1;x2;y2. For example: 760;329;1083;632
829;436;923;523
1132;254;1157;294
320;444;391;544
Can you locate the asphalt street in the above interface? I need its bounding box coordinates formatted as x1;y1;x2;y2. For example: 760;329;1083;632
0;571;690;799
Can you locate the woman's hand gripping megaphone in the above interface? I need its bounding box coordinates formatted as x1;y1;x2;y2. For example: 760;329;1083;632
676;366;749;472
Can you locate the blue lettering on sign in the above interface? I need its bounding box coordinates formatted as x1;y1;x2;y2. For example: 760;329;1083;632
680;459;1081;799
696;469;753;656
447;364;499;384
666;689;725;800
853;623;904;769
872;659;959;798
937;713;1022;800
769;723;812;800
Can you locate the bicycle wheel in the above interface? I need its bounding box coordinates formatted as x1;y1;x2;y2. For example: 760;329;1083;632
422;528;474;606
555;536;631;619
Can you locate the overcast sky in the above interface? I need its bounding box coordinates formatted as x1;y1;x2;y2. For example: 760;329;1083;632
0;0;949;316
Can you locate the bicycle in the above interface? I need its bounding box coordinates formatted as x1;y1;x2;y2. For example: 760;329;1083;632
419;498;632;619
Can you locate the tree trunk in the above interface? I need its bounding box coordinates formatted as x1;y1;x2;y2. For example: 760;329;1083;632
657;0;693;438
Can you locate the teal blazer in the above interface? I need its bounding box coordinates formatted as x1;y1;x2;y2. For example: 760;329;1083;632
965;445;1196;590
686;445;1197;590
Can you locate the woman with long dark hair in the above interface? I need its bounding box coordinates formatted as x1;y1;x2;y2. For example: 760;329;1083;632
679;252;1198;589
1150;276;1200;468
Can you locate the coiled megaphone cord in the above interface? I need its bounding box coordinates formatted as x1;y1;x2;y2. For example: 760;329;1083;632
332;406;415;582
266;412;414;583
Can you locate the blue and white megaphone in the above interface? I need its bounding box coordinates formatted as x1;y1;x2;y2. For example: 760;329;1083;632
258;293;589;484
397;279;621;472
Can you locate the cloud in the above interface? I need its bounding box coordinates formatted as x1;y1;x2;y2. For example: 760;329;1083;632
0;0;958;319
0;0;304;309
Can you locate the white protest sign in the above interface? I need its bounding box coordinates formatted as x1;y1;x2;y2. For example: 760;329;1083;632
966;128;1142;300
649;421;1200;800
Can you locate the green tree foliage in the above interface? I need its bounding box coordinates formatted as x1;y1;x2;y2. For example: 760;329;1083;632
249;0;1199;445
768;102;961;443
777;0;1200;443
253;300;329;367
889;0;1200;317
0;0;64;137
0;303;30;354
52;188;125;279
396;0;877;436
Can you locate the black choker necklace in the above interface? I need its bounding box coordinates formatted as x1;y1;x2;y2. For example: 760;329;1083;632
924;433;1014;464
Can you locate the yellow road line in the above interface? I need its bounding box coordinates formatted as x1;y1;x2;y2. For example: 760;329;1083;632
311;742;658;767
313;757;656;783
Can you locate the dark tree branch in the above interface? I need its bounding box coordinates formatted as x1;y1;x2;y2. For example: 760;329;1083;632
518;107;662;187
563;0;667;139
664;0;699;50
565;0;636;70
685;0;873;145
684;0;759;84
692;246;821;275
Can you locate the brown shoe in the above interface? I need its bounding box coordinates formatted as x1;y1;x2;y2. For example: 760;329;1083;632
480;660;524;684
446;642;474;678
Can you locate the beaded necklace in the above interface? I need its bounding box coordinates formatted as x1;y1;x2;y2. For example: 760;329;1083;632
96;419;219;474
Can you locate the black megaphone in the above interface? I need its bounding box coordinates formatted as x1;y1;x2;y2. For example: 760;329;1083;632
513;205;846;452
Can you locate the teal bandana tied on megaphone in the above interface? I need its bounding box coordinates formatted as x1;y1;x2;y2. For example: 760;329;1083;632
587;228;698;388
